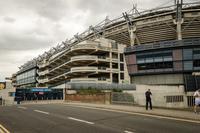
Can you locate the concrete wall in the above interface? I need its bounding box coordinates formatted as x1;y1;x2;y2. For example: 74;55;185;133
125;84;188;108
0;88;16;105
131;74;184;85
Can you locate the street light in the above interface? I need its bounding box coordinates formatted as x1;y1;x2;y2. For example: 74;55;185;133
64;76;67;100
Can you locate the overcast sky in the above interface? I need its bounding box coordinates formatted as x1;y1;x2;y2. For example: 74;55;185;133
0;0;197;81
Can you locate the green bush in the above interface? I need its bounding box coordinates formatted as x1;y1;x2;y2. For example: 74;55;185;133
112;88;122;93
77;87;102;94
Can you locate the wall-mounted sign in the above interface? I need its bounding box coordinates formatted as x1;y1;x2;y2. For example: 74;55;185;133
31;88;51;92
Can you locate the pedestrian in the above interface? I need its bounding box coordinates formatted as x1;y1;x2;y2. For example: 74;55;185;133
145;89;152;110
193;89;200;114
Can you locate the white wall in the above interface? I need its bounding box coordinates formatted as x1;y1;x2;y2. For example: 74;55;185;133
0;88;16;105
125;85;188;108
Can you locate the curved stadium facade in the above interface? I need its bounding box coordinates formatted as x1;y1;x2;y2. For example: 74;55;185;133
13;2;200;107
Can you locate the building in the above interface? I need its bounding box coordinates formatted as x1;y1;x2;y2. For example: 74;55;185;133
37;38;130;89
16;60;38;88
12;1;200;107
123;1;200;107
0;80;15;105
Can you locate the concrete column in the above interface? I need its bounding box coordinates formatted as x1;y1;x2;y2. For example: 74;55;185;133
110;51;113;83
129;26;137;46
118;53;120;83
176;21;183;40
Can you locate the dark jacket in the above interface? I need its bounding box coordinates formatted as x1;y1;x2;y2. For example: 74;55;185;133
145;91;152;100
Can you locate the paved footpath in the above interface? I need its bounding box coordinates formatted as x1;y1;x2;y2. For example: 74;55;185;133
63;102;200;122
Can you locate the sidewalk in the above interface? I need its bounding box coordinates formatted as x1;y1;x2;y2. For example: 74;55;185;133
64;102;200;121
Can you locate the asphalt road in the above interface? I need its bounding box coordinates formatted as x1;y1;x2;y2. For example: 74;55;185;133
0;104;199;133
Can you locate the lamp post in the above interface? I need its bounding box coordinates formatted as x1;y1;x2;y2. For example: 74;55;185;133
64;76;67;101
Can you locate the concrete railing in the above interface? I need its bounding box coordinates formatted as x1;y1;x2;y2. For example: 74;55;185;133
38;78;49;83
71;43;98;51
106;68;119;73
112;58;119;62
38;70;49;76
71;55;97;61
71;43;111;52
70;78;97;83
71;66;98;73
38;62;49;68
70;78;110;83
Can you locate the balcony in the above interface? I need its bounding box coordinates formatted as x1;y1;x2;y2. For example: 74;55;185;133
38;70;49;76
70;78;110;83
71;43;98;51
38;78;49;84
71;55;97;62
71;43;110;52
38;62;49;68
71;67;98;73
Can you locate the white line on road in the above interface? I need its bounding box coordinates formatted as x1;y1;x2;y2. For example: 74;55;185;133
34;110;49;115
17;106;27;110
124;130;134;133
65;104;200;124
68;117;94;125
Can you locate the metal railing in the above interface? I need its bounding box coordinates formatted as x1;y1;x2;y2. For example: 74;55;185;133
111;92;134;105
125;38;200;53
68;83;136;90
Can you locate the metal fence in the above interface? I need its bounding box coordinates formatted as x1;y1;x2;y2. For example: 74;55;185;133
187;96;195;107
111;92;134;105
68;83;136;90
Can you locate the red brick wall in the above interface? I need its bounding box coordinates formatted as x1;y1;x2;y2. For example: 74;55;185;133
65;94;106;103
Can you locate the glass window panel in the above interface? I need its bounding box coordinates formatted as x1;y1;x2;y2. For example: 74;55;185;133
145;58;154;63
137;58;145;64
184;61;193;70
154;57;163;62
163;56;172;61
183;49;193;60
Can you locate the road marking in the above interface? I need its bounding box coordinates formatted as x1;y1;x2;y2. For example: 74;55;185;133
34;110;49;115
66;104;200;124
0;124;10;133
17;106;27;110
68;117;94;125
124;130;134;133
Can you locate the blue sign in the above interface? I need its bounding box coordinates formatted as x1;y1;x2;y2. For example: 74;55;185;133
31;88;51;92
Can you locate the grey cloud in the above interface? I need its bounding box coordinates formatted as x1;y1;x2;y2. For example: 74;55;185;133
0;33;52;50
16;0;70;21
3;16;16;23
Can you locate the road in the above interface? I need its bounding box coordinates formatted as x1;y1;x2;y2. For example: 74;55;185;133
0;104;199;133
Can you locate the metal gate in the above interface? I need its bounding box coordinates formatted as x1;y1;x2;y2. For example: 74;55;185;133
111;92;134;105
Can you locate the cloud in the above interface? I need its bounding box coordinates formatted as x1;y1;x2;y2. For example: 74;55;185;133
3;16;16;23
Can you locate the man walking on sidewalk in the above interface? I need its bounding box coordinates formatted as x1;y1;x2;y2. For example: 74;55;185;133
194;89;200;114
145;89;152;110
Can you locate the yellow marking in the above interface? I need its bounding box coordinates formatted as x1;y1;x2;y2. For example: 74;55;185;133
0;124;10;133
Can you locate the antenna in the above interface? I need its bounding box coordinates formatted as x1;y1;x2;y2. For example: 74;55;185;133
131;0;140;16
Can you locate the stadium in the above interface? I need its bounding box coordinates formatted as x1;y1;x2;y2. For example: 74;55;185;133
13;1;200;107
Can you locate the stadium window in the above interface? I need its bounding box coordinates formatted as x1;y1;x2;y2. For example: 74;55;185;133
120;63;124;71
194;60;200;67
120;54;124;62
120;73;124;80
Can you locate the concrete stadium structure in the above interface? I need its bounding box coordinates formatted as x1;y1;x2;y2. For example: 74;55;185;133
14;1;200;107
37;38;130;88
